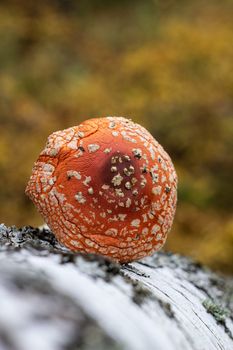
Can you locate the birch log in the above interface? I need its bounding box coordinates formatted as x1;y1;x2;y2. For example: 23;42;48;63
0;224;232;350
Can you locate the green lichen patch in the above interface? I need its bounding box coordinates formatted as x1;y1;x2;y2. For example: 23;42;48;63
203;298;230;323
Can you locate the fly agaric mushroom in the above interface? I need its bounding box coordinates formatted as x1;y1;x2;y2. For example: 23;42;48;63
26;117;177;262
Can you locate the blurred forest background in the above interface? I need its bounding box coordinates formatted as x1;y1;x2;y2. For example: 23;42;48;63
0;0;232;273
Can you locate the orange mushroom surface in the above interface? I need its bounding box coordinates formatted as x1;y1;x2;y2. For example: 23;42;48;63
26;117;177;262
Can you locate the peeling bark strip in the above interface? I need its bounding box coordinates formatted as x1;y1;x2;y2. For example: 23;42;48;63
0;224;233;350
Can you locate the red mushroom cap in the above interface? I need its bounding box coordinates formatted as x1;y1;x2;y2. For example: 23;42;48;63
26;117;177;262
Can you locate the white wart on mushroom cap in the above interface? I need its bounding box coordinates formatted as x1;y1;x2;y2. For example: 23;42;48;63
26;116;177;262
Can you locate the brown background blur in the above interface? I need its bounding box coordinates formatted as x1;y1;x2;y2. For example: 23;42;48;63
0;0;232;274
